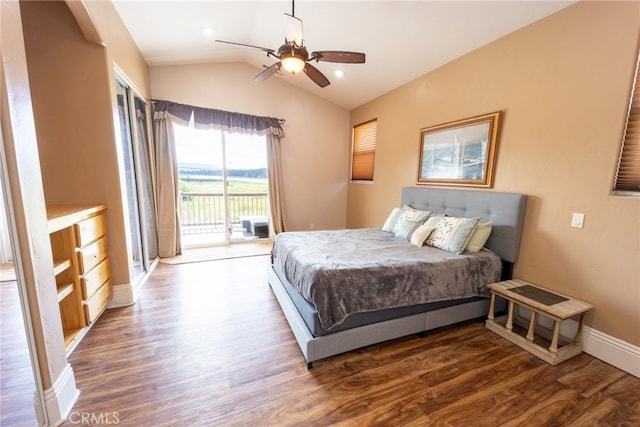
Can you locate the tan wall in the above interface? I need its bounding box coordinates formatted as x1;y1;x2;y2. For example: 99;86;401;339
20;0;150;288
150;62;351;231
349;1;640;346
83;0;150;99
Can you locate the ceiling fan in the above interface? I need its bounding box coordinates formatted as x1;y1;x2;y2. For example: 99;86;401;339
215;0;366;88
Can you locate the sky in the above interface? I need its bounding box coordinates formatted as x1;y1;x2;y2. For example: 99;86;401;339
173;123;267;170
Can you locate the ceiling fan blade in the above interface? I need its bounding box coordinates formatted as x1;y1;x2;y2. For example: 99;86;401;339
284;13;303;47
215;39;276;56
311;51;366;64
304;63;330;88
254;63;281;82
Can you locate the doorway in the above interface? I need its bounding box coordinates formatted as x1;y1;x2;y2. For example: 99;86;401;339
173;124;270;248
0;137;43;426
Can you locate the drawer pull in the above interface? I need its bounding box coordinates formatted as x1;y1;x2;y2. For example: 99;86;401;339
78;237;108;273
76;213;107;246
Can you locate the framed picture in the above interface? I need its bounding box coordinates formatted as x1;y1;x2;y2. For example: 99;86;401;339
417;111;502;188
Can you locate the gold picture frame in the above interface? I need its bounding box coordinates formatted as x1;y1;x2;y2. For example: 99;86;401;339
417;111;502;188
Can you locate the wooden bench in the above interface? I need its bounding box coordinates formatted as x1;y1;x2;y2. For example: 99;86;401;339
486;279;593;365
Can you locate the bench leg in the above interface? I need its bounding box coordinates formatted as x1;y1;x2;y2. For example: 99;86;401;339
527;312;536;342
506;301;514;332
574;313;585;347
550;320;561;353
487;292;496;322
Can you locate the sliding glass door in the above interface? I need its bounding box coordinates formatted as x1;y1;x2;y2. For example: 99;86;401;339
115;78;159;280
225;132;269;243
173;124;269;247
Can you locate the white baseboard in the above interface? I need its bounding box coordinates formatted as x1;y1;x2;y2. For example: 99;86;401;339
582;325;640;378
43;363;79;426
108;260;158;309
109;277;149;308
109;283;135;308
515;307;639;378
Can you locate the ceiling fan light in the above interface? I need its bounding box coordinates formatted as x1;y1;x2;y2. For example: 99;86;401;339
201;26;215;37
281;55;305;74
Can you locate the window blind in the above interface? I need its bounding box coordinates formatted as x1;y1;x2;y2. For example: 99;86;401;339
351;120;377;181
614;50;640;195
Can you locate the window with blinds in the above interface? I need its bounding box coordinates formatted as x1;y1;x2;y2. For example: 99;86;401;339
613;50;640;196
351;119;377;181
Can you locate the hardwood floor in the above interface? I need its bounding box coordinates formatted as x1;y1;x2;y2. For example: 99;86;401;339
0;261;16;282
5;254;639;426
159;240;273;265
0;281;38;426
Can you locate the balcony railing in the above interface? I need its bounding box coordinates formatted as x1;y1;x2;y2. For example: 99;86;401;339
179;192;268;234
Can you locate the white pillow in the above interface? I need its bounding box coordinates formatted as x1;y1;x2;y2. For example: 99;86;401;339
410;225;436;247
465;222;493;252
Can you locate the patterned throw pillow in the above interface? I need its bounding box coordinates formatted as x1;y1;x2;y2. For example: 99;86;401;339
382;205;432;233
425;216;480;254
465;222;493;252
423;214;446;228
392;205;432;233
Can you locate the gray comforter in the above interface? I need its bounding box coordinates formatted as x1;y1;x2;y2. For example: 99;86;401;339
271;228;502;330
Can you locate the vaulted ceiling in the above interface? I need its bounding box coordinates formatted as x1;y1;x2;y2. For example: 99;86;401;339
112;1;576;110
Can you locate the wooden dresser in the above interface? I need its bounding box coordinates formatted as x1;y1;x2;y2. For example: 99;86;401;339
47;205;112;353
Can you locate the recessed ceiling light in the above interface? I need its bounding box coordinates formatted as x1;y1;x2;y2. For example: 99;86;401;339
201;27;215;37
334;70;344;78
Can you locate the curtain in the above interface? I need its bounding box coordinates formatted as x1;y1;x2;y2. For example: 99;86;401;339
152;101;183;257
135;98;159;259
151;100;288;246
266;133;288;234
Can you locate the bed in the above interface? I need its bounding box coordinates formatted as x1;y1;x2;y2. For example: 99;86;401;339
268;187;527;368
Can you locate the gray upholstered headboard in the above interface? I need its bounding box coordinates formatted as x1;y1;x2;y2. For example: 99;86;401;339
401;187;527;264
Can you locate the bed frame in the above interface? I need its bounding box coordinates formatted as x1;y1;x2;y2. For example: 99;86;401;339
268;187;527;368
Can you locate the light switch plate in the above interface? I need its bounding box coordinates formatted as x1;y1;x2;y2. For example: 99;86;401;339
571;213;585;228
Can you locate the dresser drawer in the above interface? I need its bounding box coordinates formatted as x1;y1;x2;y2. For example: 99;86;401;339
81;258;111;300
77;236;108;273
76;213;107;247
84;280;111;324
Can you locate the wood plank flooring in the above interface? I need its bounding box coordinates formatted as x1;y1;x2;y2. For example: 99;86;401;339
5;254;639;426
159;240;273;265
0;261;16;282
0;280;38;426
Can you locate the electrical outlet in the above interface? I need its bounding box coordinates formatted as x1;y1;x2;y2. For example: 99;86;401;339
309;223;315;230
571;213;585;228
